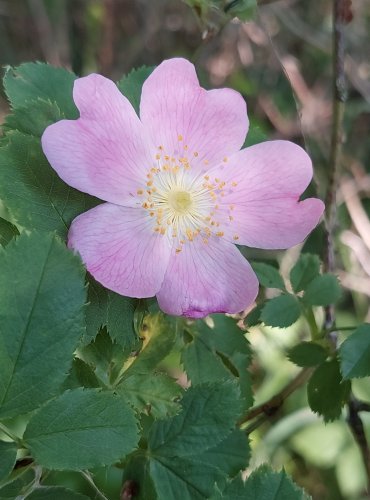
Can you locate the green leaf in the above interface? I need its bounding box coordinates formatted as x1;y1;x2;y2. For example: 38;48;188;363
308;358;351;422
118;373;182;419
261;294;301;328
0;232;86;419
244;303;263;327
0;132;99;238
182;315;253;408
251;262;285;290
24;388;139;470
3;99;63;138
287;342;328;367
61;357;101;390
27;487;90;500
149;381;243;457
339;324;370;379
213;465;310;499
0;469;34;500
223;0;257;21
243;124;267;148
290;253;321;293
79;330;131;387
4;63;78;119
122;314;176;378
85;277;138;348
117;66;154;114
302;274;341;307
0;442;17;483
0;218;19;247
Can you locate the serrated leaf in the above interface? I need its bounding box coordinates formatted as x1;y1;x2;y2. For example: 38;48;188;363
61;357;101;391
0;132;99;238
290;253;321;293
0;218;19;247
0;442;17;483
182;315;252;409
149;381;243;457
0;232;86;419
85;277;139;348
27;487;90;500
287;342;328;367
24;388;139;470
339;324;370;379
79;330;131;387
244;303;263;327
118;373;182;418
4;63;78;119
307;358;351;422
213;465;310;499
261;294;301;328
3;99;63;138
122;315;176;378
117;66;154;114
251;262;285;289
302;274;341;307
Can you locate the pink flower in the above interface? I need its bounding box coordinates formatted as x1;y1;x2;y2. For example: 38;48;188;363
41;58;324;318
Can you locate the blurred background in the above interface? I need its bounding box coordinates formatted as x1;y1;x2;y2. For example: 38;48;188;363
1;1;370;498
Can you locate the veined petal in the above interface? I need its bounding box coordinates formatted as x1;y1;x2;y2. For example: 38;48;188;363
156;238;258;318
68;204;172;297
42;74;152;205
211;141;324;249
140;58;248;170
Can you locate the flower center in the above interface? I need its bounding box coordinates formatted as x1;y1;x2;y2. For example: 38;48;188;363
168;190;192;214
135;134;240;253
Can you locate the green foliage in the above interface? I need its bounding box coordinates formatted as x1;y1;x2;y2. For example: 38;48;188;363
302;274;341;307
0;217;19;247
185;0;257;25
308;358;351;422
3;99;63;137
290;254;321;293
0;469;34;499
261;294;301;328
0;442;17;483
85;277;139;348
27;487;90;500
3;62;78;119
117;66;154;114
251;262;286;290
213;465;310;499
61;357;101;390
24;388;139;470
339;324;370;379
0;132;99;239
0;232;86;419
182;315;253;408
123;383;250;500
149;382;243;457
244;303;263;327
118;373;182;418
288;342;328;367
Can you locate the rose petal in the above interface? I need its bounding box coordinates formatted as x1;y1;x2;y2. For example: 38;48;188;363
68;203;172;297
210;140;325;249
156;238;258;318
140;58;248;169
42;74;152;205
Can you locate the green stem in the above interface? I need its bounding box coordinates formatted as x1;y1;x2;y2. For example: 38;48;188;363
305;308;320;340
81;471;109;500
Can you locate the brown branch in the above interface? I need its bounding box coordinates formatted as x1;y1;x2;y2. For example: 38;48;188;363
347;396;370;492
238;368;314;427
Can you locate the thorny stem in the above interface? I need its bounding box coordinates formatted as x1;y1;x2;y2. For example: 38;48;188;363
238;367;314;427
324;0;370;490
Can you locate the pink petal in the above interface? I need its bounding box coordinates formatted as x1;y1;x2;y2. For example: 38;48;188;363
210;140;325;249
140;58;248;169
42;74;152;205
68;203;172;297
156;238;258;318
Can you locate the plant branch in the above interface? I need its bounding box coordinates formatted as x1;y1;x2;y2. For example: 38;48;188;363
347;396;370;492
238;367;314;427
81;470;109;500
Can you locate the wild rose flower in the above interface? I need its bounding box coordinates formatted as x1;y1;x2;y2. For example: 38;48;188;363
41;58;324;318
